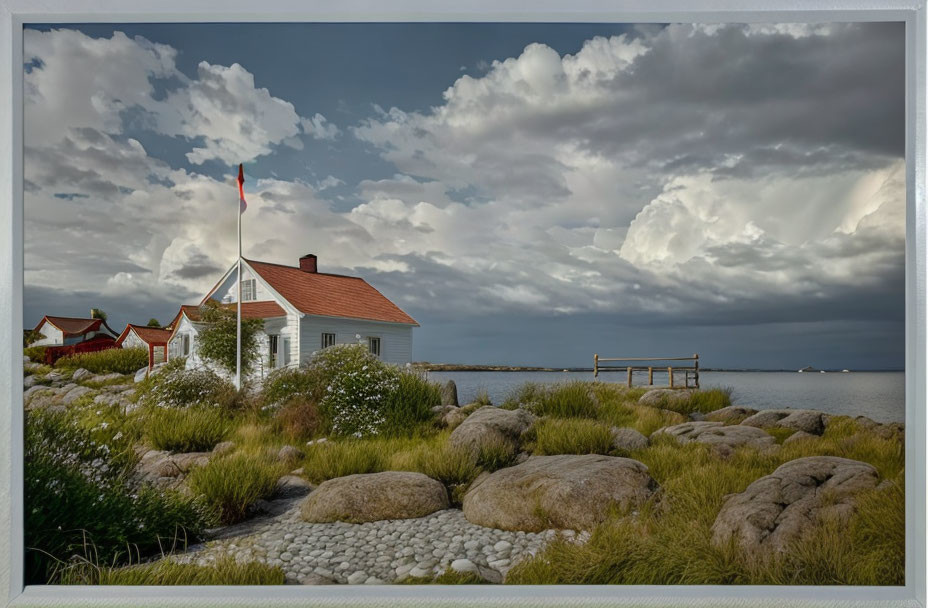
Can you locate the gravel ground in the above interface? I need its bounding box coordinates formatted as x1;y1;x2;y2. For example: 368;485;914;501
172;498;574;584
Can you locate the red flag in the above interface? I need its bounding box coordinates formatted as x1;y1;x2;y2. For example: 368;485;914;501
237;163;247;214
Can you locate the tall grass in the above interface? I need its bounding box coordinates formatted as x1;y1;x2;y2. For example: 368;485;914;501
186;453;284;525
301;439;389;483
381;371;443;435
144;406;234;453
61;557;285;585
55;347;149;375
530;418;614;455
528;382;600;418
506;418;905;585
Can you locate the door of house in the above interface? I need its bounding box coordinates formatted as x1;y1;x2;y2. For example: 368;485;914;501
152;345;166;365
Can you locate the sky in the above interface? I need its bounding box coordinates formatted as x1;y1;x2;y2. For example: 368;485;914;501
22;22;905;369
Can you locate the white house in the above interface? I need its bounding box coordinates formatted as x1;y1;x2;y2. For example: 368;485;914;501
30;315;118;346
115;324;173;368
167;254;418;377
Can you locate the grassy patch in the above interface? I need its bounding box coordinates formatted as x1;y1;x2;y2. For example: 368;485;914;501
528;382;600;418
24;345;48;363
187;452;284;525
61;557;285;585
144;406;234;453
640;387;733;415
765;427;797;444
55;348;149;375
529;418;614;455
381;371;443;435
301;439;388;484
506;419;905;586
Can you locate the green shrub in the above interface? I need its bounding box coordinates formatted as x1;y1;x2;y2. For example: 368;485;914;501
531;418;614;455
144;406;234;452
25;410;209;584
301;439;387;483
262;367;319;406
195;300;264;376
528;381;600;419
55;347;149;375
135;364;237;409
186;453;283;525
24;345;47;362
309;344;399;437
381;371;442;435
61;557;285;585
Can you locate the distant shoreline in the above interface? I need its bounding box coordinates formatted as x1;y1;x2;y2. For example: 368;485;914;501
416;364;904;373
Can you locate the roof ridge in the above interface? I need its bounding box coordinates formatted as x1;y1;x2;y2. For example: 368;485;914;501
246;258;365;281
45;315;97;321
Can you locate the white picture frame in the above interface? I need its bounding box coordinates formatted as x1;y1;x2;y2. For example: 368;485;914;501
0;1;924;606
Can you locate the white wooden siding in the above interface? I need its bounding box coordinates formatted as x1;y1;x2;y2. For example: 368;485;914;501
212;266;277;303
31;323;63;346
121;331;145;349
298;315;413;366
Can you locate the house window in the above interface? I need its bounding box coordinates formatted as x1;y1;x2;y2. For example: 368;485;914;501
182;334;190;356
321;332;336;348
269;335;279;368
282;337;291;367
241;278;256;301
368;337;381;357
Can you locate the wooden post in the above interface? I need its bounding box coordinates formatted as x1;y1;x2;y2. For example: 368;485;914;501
627;366;633;387
694;353;699;389
593;354;599;378
668;366;674;388
648;366;653;385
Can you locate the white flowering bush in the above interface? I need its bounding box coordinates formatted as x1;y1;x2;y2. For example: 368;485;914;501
309;344;399;437
136;360;236;409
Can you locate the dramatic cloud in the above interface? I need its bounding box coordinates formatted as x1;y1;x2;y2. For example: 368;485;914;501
23;23;905;364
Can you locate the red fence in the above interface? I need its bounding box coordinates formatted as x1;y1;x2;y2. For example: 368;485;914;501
44;336;118;366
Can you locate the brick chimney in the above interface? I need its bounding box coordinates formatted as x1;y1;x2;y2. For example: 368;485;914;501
299;254;318;273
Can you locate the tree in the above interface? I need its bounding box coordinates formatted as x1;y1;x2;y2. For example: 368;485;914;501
195;300;263;378
146;318;162;328
89;308;107;321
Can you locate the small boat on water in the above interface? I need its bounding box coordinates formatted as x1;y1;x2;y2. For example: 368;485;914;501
820;370;826;374
842;369;850;373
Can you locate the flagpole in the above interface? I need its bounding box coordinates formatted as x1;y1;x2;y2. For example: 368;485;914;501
235;170;243;392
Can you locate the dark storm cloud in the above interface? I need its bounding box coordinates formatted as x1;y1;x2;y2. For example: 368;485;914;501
171;250;224;279
24;285;183;333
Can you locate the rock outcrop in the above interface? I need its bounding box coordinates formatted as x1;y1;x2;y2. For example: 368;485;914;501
652;421;777;454
740;409;826;435
610;427;649;453
448;406;535;456
462;454;658;531
711;456;880;555
301;471;449;524
705;405;758;424
441;380;459;406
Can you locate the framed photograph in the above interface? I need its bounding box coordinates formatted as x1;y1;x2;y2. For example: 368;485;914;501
1;1;925;607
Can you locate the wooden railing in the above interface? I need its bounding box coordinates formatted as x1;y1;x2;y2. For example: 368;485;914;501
593;354;699;389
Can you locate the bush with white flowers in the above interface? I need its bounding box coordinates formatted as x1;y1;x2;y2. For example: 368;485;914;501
308;344;399;437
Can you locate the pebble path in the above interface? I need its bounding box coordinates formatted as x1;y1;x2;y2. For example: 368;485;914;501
173;499;569;584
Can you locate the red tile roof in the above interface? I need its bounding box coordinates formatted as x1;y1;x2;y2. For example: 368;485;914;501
176;301;287;323
116;324;173;346
244;259;418;326
36;316;103;336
